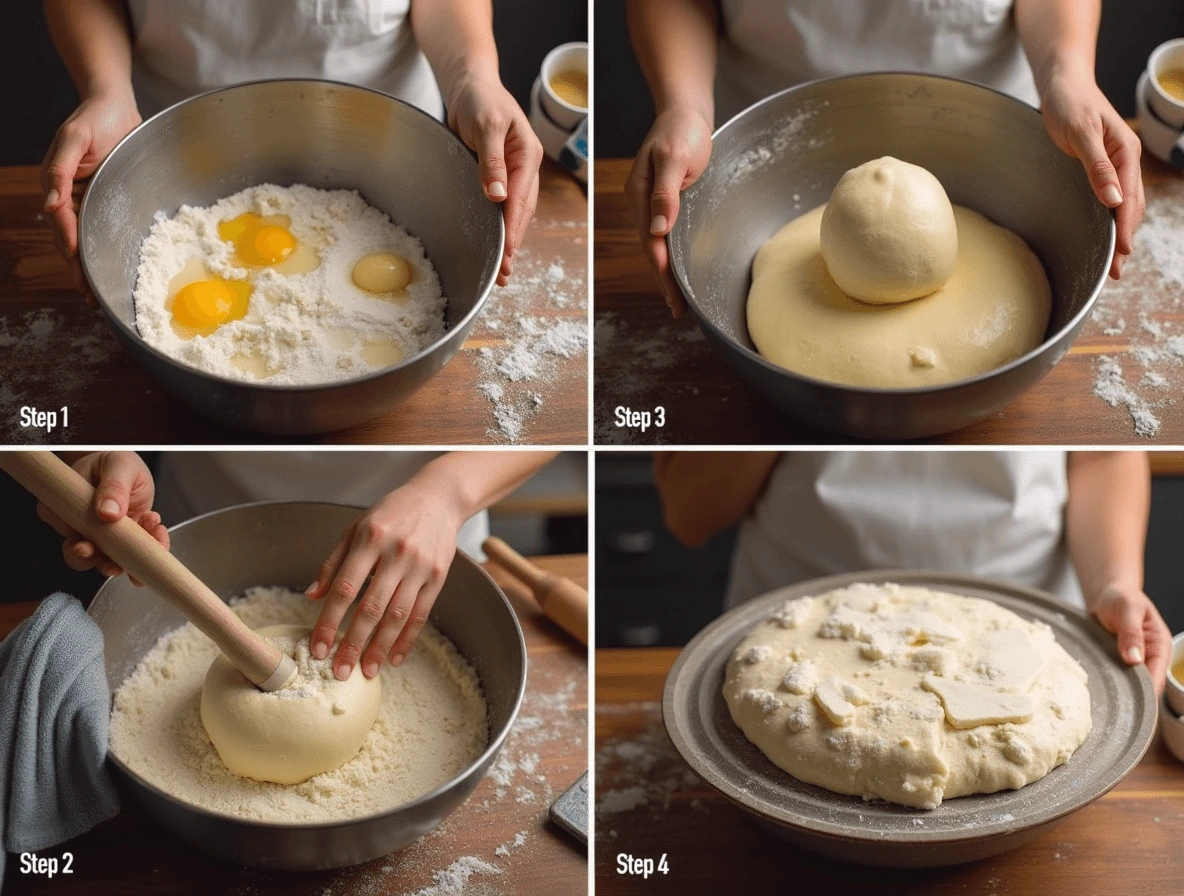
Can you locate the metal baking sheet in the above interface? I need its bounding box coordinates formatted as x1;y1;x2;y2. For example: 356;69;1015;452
663;570;1157;867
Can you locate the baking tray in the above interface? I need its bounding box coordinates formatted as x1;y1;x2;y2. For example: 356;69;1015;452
663;570;1157;867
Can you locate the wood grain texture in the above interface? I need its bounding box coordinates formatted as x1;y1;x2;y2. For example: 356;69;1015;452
0;161;587;446
594;647;1183;894
593;149;1184;446
1;556;588;896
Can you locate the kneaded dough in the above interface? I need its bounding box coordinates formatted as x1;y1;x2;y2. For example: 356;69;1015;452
820;157;958;304
747;204;1051;388
723;583;1091;810
201;624;382;785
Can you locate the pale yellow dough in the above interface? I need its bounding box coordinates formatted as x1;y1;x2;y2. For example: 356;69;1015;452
723;583;1091;810
746;204;1052;388
200;624;381;785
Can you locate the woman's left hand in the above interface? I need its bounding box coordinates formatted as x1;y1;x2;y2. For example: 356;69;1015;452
1091;583;1171;695
446;72;544;285
306;480;464;680
1040;68;1146;280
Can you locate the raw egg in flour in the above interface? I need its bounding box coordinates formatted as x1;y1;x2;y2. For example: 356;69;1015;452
219;212;320;274
168;258;251;338
352;252;413;300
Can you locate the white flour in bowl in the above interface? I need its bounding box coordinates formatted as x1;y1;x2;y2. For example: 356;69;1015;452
108;586;487;823
132;184;446;385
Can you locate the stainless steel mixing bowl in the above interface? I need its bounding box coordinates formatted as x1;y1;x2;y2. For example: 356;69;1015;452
79;80;504;435
663;570;1155;867
668;74;1115;439
89;501;526;870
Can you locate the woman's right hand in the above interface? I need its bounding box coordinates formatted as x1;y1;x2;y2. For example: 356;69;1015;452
36;451;167;579
625;103;713;318
40;84;140;305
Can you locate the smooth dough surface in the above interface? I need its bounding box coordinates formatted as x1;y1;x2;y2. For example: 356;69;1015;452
201;624;382;784
746;205;1052;388
723;583;1091;810
820;157;958;304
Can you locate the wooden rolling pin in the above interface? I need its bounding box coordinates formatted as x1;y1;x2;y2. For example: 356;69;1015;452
0;452;296;692
482;537;587;644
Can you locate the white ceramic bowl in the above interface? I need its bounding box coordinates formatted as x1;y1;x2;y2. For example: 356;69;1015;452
1160;696;1184;764
1148;38;1184;129
539;41;588;131
1166;631;1184;716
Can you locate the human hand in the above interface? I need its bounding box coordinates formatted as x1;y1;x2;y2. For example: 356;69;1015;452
35;451;167;581
446;71;544;286
41;84;141;306
625;103;713;318
1039;68;1145;280
306;480;462;680
1091;584;1171;695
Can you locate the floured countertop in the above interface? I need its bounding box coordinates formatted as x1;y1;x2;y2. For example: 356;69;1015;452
0;159;586;446
593;148;1184;445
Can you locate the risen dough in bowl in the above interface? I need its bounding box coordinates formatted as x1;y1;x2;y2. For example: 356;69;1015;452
820;157;958;304
723;583;1091;810
201;624;381;784
747;205;1051;388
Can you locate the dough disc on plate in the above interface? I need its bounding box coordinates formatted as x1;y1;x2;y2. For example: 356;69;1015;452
723;583;1091;810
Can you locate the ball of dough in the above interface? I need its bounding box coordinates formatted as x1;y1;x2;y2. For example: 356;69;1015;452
200;624;382;785
820;157;958;304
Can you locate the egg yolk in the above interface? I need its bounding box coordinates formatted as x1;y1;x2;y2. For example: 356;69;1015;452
352;252;413;294
171;277;252;337
219;213;297;267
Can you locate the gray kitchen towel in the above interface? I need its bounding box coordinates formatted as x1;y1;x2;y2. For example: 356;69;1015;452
0;593;119;884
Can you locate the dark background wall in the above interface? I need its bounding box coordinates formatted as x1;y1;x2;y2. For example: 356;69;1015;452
0;1;586;166
597;453;1184;648
595;1;1184;158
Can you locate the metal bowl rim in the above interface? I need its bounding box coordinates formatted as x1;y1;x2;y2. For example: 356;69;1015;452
78;78;506;393
662;568;1156;845
94;498;528;830
668;71;1116;398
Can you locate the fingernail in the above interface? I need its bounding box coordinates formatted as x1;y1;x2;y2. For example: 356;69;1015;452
99;498;120;518
1128;647;1143;664
45;189;59;209
312;641;328;660
334;663;351;681
1102;185;1122;206
391;652;405;667
650;215;668;235
305;580;319;596
363;661;378;679
488;181;507;199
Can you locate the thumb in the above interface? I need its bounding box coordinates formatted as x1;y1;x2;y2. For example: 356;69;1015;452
92;452;144;522
43;125;90;212
1108;598;1147;666
475;116;510;202
1068;124;1123;208
649;152;685;237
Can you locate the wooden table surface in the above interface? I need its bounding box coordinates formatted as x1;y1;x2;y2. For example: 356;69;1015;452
0;555;588;896
0;159;587;446
594;647;1183;894
594;150;1184;446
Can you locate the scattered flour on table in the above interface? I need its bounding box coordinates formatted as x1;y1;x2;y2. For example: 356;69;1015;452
595;701;706;832
404;857;502;896
472;234;588;442
1089;184;1184;437
133;183;445;385
108;587;486;823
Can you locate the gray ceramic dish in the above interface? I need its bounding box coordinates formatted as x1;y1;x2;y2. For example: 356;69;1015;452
663;569;1155;867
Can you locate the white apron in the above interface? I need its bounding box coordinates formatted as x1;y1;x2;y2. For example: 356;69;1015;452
725;451;1082;609
153;451;489;559
716;0;1040;122
126;0;444;119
